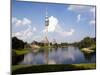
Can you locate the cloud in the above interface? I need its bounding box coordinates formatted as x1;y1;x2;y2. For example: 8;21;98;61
33;27;37;32
43;16;58;33
48;16;58;32
68;5;86;11
89;7;95;26
89;20;95;26
67;5;89;23
90;7;95;17
57;28;75;36
68;5;96;26
12;25;33;42
64;29;75;36
12;26;38;43
12;17;37;43
22;18;31;25
12;17;31;27
15;20;22;26
67;5;92;13
77;14;81;22
12;17;17;24
43;16;75;36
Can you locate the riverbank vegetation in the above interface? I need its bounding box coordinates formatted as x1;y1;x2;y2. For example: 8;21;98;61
12;37;31;65
12;36;96;51
12;63;96;74
12;36;96;73
12;36;96;64
72;37;96;53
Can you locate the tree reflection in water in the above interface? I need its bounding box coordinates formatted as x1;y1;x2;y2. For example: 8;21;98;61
83;52;96;62
20;46;96;65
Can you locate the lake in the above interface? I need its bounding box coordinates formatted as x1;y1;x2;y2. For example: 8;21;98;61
20;46;96;65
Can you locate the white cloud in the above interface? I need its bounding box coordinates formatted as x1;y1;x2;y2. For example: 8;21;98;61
22;18;31;25
12;25;33;42
90;7;95;13
43;16;75;36
12;17;31;27
12;17;38;43
64;29;75;36
67;5;92;13
89;20;95;26
48;16;58;32
15;20;22;26
68;5;96;26
90;7;95;17
68;5;89;23
89;8;95;27
12;17;17;24
33;27;37;32
77;14;81;22
68;5;86;11
67;5;91;13
57;28;75;36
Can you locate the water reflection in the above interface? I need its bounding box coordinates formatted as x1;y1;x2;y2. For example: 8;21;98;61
20;46;96;65
83;52;96;62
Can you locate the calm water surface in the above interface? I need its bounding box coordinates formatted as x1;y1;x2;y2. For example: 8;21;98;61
20;46;96;65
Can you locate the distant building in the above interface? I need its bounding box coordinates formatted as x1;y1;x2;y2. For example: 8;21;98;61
30;41;40;49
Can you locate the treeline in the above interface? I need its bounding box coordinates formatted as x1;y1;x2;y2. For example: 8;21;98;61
31;40;68;48
31;41;52;46
53;43;68;48
72;37;96;48
12;37;27;65
12;36;96;49
12;37;27;49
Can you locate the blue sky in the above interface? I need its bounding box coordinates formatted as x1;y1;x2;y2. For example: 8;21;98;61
12;0;96;43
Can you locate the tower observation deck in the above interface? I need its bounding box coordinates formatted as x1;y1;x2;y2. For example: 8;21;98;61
42;8;49;44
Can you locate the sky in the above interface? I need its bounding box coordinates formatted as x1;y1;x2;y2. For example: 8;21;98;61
12;0;96;43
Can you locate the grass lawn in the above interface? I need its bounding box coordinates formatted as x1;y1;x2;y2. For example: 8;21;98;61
13;49;31;55
72;63;96;69
12;63;96;74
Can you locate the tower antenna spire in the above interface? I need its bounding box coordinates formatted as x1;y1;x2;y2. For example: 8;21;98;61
46;7;48;17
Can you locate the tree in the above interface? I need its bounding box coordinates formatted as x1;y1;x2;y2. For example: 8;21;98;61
72;37;96;48
12;37;25;49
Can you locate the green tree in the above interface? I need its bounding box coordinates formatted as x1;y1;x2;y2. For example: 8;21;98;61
12;37;25;49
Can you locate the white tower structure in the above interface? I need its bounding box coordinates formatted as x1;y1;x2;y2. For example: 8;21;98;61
44;8;49;64
42;8;49;44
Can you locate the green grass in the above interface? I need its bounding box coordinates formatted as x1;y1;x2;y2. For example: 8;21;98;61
13;49;31;55
72;63;96;69
12;65;32;71
12;63;96;74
